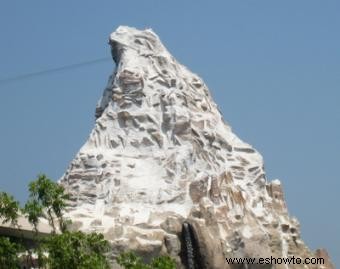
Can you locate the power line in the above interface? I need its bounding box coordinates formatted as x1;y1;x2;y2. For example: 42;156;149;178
0;57;112;85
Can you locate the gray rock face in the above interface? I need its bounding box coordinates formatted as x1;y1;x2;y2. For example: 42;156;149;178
60;26;334;268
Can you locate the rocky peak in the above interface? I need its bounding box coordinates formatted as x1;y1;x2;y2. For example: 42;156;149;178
60;26;333;268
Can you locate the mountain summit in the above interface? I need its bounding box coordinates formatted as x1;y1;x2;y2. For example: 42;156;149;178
60;26;333;269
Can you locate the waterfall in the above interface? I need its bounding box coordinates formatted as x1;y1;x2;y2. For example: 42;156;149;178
182;222;196;269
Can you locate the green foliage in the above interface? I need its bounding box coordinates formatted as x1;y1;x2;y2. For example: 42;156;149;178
25;174;69;232
44;231;110;269
0;174;113;268
0;192;20;225
150;256;176;269
0;237;21;269
23;199;44;232
117;252;149;269
0;174;177;269
117;252;176;269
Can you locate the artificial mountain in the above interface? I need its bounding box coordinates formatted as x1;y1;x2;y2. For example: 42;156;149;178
59;26;334;269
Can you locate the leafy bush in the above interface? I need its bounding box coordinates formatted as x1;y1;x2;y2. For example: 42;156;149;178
44;231;110;269
0;237;21;269
150;256;177;269
117;252;176;269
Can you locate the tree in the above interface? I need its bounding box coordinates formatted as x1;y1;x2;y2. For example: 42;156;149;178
21;174;112;269
44;231;110;269
117;252;176;269
0;192;21;269
23;199;44;233
0;174;113;269
0;192;20;226
24;174;69;233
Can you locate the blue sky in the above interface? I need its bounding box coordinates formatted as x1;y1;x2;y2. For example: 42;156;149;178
0;0;339;265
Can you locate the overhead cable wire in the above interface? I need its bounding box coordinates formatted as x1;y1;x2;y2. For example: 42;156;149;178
0;57;112;85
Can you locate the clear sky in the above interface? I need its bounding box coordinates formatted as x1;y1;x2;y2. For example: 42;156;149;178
0;0;339;265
